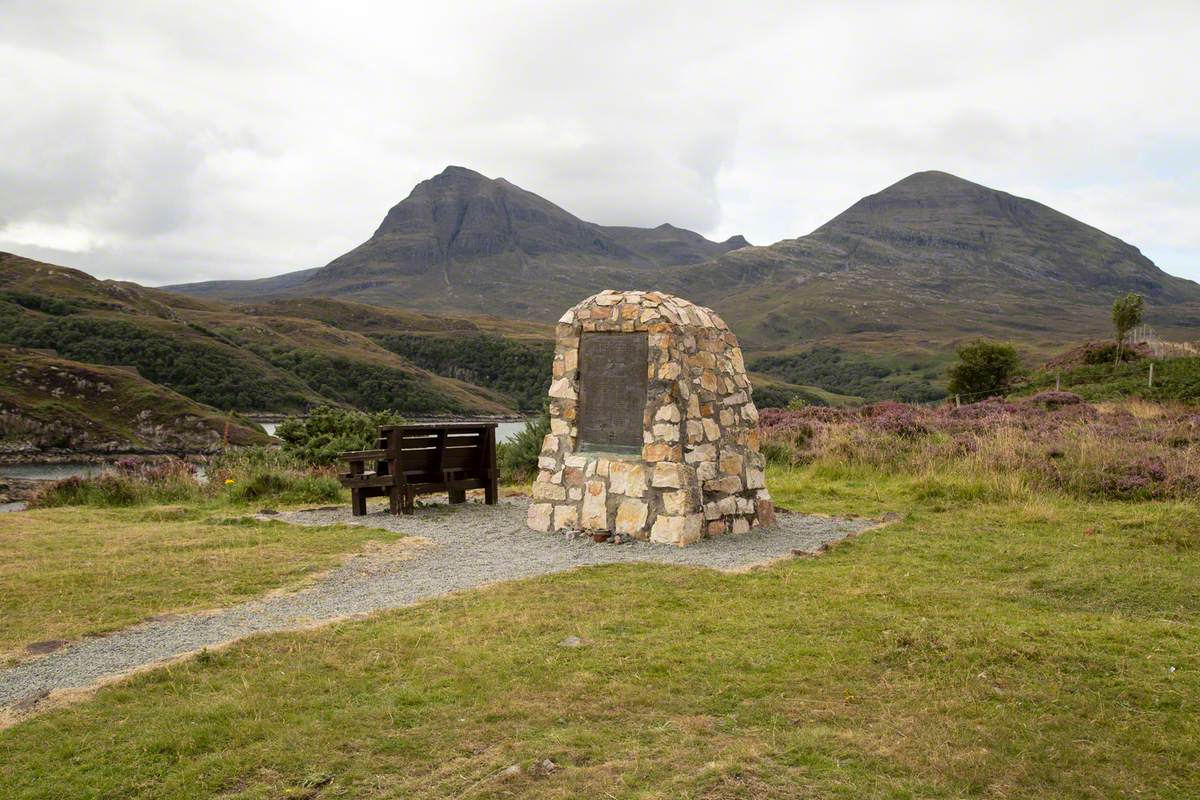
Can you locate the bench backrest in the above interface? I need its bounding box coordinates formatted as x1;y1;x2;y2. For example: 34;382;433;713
389;426;493;477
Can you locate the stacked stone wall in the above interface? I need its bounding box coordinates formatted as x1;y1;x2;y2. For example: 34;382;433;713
527;290;773;545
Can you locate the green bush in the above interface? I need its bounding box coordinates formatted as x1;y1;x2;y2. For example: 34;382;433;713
275;406;405;466
946;339;1021;400
30;450;346;509
759;440;797;467
31;460;203;508
498;413;550;484
0;290;84;316
206;447;344;505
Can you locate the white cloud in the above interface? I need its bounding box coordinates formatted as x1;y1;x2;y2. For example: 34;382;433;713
0;0;1197;284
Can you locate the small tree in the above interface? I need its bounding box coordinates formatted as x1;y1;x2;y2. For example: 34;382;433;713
946;339;1021;401
1111;292;1144;363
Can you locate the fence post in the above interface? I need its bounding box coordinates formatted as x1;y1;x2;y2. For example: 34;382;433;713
955;394;961;408
1055;371;1061;391
1149;362;1154;388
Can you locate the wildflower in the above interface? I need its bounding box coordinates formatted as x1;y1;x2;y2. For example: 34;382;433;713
224;478;235;486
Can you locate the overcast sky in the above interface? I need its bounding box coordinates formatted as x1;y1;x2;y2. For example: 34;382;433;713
1;0;1198;286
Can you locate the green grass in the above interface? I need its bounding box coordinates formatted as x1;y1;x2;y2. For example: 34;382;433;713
0;506;404;662
748;371;865;409
1;467;1197;797
1016;356;1200;403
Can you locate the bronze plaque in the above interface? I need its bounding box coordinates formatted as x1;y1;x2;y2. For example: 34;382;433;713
577;332;648;452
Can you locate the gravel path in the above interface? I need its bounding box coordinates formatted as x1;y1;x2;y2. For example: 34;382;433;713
0;498;876;709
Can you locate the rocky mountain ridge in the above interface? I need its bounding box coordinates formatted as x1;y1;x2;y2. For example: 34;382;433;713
165;168;1200;357
675;171;1200;352
171;166;748;318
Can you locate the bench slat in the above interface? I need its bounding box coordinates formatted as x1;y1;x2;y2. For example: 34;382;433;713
340;474;398;488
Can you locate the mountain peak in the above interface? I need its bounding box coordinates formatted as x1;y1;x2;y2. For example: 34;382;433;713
822;169;1024;235
303;167;745;311
875;170;990;199
434;165;489;181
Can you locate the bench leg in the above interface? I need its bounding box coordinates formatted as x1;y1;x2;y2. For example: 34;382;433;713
351;488;366;516
485;477;498;505
448;488;466;504
388;486;401;515
404;486;415;515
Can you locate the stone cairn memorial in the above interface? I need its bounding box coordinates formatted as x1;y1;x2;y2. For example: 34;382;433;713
528;290;774;545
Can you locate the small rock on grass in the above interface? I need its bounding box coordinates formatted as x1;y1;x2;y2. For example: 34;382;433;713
557;636;584;648
530;758;559;776
13;688;49;711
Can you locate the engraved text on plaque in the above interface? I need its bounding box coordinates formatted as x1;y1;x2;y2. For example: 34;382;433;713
577;332;648;452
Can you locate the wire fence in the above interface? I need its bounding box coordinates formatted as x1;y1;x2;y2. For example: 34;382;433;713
1126;324;1199;359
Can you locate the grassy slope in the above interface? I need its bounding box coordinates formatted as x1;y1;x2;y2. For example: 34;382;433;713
0;470;1195;797
747;371;864;408
0;506;403;663
0;253;515;415
177;308;515;415
235;297;553;340
1014;356;1200;403
0;347;270;452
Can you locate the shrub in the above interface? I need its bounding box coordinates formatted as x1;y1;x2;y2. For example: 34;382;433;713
1081;342;1143;365
946;339;1021;400
275;406;405;466
31;459;201;508
206;447;344;505
863;401;927;438
30;450;345;509
1027;390;1084;408
760;440;797;467
498;413;550;483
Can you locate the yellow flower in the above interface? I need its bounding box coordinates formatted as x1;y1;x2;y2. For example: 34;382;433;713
224;478;235;486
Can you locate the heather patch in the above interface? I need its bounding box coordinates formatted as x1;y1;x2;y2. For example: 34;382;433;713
760;400;1200;501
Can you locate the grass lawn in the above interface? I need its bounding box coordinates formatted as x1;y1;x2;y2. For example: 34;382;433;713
1;470;1198;798
0;506;404;662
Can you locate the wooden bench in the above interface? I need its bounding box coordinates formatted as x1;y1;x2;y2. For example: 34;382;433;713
338;422;498;515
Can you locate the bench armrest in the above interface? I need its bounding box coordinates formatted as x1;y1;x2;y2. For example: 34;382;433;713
339;449;387;461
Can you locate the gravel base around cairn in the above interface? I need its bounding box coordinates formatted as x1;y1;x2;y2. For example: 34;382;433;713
0;497;877;710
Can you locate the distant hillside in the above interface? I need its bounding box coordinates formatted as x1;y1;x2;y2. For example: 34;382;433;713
164;267;321;301
0;346;270;457
29;169;1200;405
0;253;515;416
164;168;1200;367
167;166;748;319
679;171;1200;354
